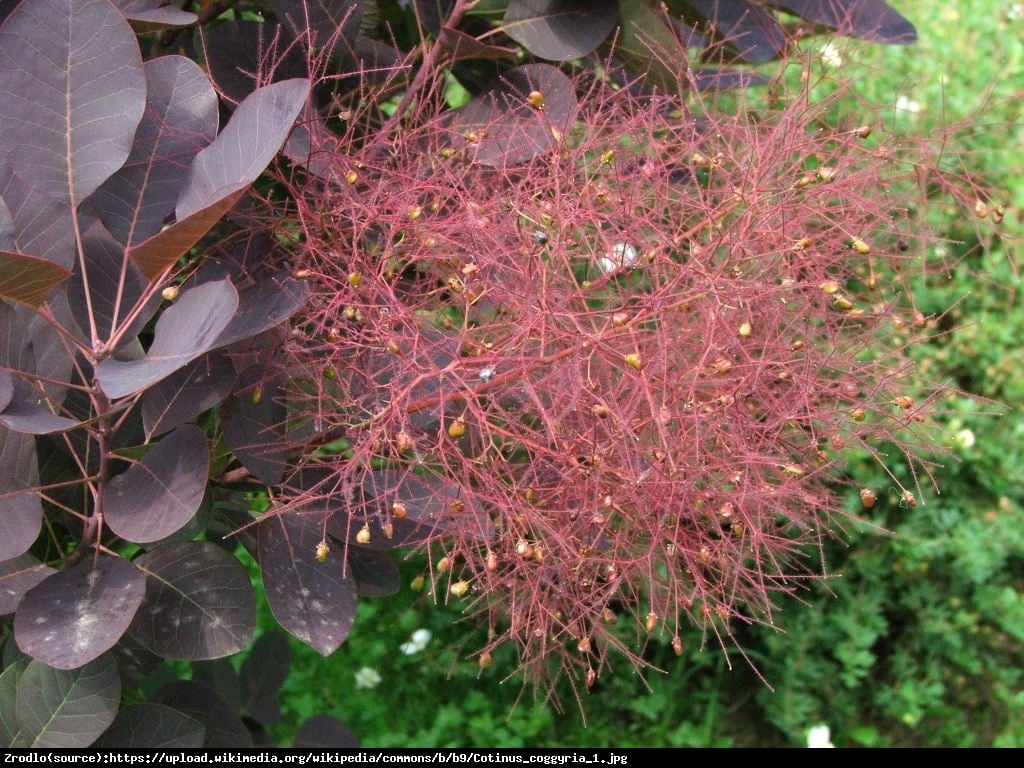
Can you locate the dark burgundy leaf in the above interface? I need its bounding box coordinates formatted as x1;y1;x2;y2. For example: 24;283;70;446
0;250;71;308
112;0;198;31
96;703;205;749
282;110;347;182
240;630;291;726
0;195;11;250
221;368;289;485
152;680;252;748
215;272;307;349
271;0;362;51
22;298;74;407
294;714;358;748
110;635;163;687
0;554;56;616
693;67;770;90
104;425;209;544
0;399;78;435
66;221;154;346
202;21;307;105
688;0;785;63
413;0;456;36
0;369;11;412
437;26;517;63
0;163;75;268
0;0;146;207
14;556;146;670
503;0;617;61
0;430;42;562
129;78;309;280
191;658;243;712
129;541;255;660
616;0;690;93
770;0;916;42
0;658;29;747
88;56;219;248
258;512;357;656
16;654;120;748
141;352;236;439
357;469;491;539
457;63;578;166
97;279;239;399
346;547;400;598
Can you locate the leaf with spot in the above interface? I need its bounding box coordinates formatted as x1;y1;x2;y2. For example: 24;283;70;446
14;556;146;670
95;702;205;748
456;63;579;167
103;425;209;544
0;554;56;616
15;653;120;748
128;541;255;661
152;680;251;748
96;279;239;400
503;0;617;61
0;0;146;208
258;512;357;656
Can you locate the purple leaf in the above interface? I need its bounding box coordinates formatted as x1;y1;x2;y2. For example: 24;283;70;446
771;0;916;42
258;511;357;656
221;368;289;485
16;654;120;748
191;658;243;712
88;56;219;248
0;250;71;308
617;0;689;93
356;469;491;540
456;64;579;166
240;630;291;726
0;399;77;435
0;0;146;207
687;0;785;63
152;680;252;748
14;557;146;670
346;547;400;598
0;659;29;747
0;554;56;616
0;163;75;268
0;195;12;250
503;0;617;61
203;21;307;105
103;425;209;544
129;541;256;660
141;352;236;439
112;0;198;31
693;68;770;90
215;271;308;349
437;26;518;63
0;426;42;562
129;78;310;280
97;279;239;399
271;0;363;52
0;369;11;412
178;78;310;220
96;703;205;749
294;714;358;748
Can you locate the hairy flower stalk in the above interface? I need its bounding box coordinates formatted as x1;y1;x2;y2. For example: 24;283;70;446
276;57;962;691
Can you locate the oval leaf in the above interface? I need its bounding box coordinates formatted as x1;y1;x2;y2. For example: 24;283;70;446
129;541;255;660
0;250;71;309
221;368;289;485
687;0;785;63
16;654;120;748
0;659;29;747
96;703;205;748
0;413;42;562
771;0;916;43
456;63;578;166
258;512;357;656
88;56;219;247
203;21;308;105
152;680;251;748
141;352;236;439
104;425;209;544
0;554;56;616
97;279;239;399
14;556;146;670
295;714;358;748
503;0;617;61
112;0;198;31
0;163;75;269
0;0;146;206
346;547;400;598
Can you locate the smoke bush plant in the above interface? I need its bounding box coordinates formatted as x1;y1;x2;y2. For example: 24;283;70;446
0;0;988;748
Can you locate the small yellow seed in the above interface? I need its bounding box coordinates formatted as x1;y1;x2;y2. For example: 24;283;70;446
611;311;630;326
793;237;812;251
526;90;545;110
577;637;591;654
851;407;867;422
992;205;1005;224
395;432;414;452
449;580;469;597
355;525;371;545
448;418;467;439
895;395;914;410
591;404;611;418
856;125;872;139
392;501;408;519
860;488;877;508
250;385;263;405
624;353;643;371
738;322;752;338
437;556;452;573
478;652;493;670
820;280;841;294
382;522;394;539
672;636;683;656
816;166;838;183
782;464;805;477
386;339;402;356
315;541;330;562
440;147;454;158
851;238;871;254
600;149;614;165
345;170;358;185
161;285;179;301
645;611;658;633
410;574;425;591
902;490;917;508
516;539;534;559
407;205;422;220
974;199;989;219
586;668;596;688
833;296;854;311
485;551;498;572
293;268;311;279
794;173;816;189
347;271;363;288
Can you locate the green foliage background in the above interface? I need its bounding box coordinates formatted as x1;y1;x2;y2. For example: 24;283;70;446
256;1;1023;747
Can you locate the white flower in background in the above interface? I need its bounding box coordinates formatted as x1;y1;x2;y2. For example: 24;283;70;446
597;242;639;274
895;94;922;119
1007;3;1022;21
819;41;843;68
354;666;382;689
807;724;836;748
400;628;432;655
953;428;976;450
